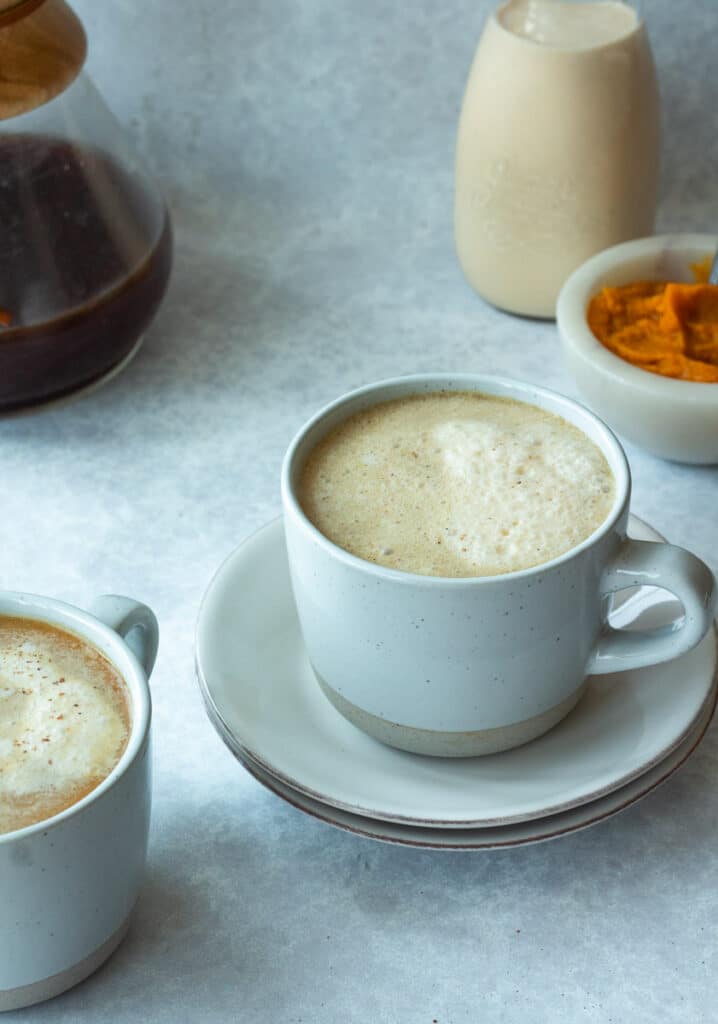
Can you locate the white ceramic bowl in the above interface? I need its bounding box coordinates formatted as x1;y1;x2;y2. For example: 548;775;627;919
557;234;718;464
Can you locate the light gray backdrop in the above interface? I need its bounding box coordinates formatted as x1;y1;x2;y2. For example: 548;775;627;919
4;2;718;1021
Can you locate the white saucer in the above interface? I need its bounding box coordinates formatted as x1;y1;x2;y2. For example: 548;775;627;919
234;690;716;848
196;516;717;829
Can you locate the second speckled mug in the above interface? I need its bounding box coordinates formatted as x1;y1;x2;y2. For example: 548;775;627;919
0;592;157;1011
281;374;716;757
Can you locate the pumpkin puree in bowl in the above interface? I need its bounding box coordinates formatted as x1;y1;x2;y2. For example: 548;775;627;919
587;257;718;382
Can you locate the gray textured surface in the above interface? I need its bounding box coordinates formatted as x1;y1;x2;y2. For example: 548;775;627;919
3;1;718;1020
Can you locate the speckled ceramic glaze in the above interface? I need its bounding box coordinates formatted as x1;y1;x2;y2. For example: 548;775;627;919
281;374;716;756
0;593;158;1013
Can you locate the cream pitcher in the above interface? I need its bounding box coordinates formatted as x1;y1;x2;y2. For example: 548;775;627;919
454;0;659;318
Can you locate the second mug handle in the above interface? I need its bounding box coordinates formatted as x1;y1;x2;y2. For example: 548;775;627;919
588;539;716;675
88;594;159;677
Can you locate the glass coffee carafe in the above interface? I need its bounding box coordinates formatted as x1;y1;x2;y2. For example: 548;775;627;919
0;0;172;411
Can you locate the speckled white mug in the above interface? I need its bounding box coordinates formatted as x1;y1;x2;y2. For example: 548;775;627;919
282;374;716;757
0;592;158;1012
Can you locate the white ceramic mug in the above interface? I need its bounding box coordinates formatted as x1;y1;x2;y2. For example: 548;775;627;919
0;592;158;1012
281;374;716;757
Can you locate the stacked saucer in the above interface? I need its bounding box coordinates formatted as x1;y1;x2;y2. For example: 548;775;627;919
196;517;717;850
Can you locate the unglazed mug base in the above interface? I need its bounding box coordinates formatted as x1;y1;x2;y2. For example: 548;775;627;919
316;672;587;757
0;915;131;1013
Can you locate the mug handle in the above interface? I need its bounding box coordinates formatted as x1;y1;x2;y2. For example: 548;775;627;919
88;594;159;677
587;540;716;675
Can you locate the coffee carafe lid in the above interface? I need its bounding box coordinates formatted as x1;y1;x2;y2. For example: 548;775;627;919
0;0;86;120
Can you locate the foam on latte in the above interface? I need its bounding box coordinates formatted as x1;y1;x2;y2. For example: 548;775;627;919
0;617;130;835
299;392;615;577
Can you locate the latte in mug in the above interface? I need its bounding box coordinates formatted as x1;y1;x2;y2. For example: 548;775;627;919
284;375;715;757
0;616;130;835
298;391;615;577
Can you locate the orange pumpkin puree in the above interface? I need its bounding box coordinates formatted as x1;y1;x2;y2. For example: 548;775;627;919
587;260;718;383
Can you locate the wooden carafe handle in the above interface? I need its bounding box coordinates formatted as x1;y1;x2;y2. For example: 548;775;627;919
0;0;86;120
